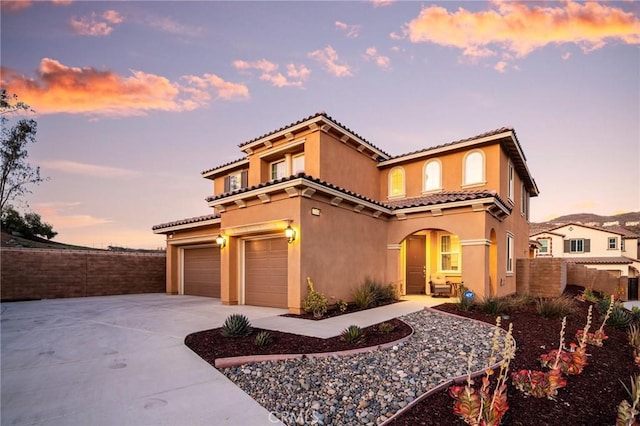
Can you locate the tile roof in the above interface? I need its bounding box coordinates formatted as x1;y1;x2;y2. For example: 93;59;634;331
386;190;508;209
563;257;634;265
237;111;390;157
388;127;516;161
530;222;640;238
152;213;220;231
201;157;247;176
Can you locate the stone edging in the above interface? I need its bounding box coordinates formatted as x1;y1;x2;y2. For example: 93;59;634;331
379;306;516;426
214;321;415;369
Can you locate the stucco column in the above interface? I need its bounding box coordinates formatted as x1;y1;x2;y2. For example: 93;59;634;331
386;243;403;295
287;230;302;314
220;236;239;305
165;243;179;294
460;239;491;299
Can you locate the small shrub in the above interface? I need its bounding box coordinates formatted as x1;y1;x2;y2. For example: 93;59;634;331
536;296;577;318
631;306;640;324
617;375;640;426
629;324;640;365
377;322;395;333
341;325;363;343
507;294;533;312
378;283;399;302
608;306;633;329
335;299;348;313
354;285;375;309
582;287;600;303
477;296;512;316
221;314;252;338
457;284;474;311
253;330;273;347
302;277;328;319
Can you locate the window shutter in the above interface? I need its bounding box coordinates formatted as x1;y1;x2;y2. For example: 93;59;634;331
241;170;248;188
584;239;590;253
564;240;570;253
224;176;230;193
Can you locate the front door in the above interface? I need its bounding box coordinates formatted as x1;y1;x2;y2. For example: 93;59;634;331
406;235;426;294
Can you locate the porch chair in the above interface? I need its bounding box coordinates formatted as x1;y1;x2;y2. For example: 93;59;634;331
429;274;452;297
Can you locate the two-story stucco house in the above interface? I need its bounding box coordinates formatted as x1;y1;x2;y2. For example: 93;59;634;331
153;112;539;313
531;223;640;278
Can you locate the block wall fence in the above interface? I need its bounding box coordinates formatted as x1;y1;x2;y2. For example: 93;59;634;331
517;258;628;300
1;248;166;301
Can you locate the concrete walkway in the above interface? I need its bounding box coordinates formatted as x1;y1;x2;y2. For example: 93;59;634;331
1;294;453;426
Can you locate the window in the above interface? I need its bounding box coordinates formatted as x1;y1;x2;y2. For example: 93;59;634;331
564;238;590;253
508;162;514;201
440;234;460;272
463;150;485;186
223;170;248;192
538;238;550;255
521;183;529;219
388;167;405;198
608;237;617;250
292;154;305;175
270;160;286;180
507;233;514;273
424;160;442;192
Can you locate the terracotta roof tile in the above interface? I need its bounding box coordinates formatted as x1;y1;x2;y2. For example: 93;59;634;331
386;190;509;209
152;213;220;231
563;257;634;265
201;157;248;176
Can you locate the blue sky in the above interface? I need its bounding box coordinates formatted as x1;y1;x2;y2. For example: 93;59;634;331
1;0;638;249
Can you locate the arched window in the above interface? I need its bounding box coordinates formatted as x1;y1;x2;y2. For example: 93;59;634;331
423;160;442;192
388;167;405;198
463;150;485;186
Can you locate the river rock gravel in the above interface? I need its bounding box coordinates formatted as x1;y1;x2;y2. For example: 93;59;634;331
221;309;505;425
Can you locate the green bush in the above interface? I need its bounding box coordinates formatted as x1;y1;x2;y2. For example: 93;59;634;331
353;277;397;309
253;330;273;347
535;296;577;319
221;314;252;338
582;287;600;303
477;296;512;315
302;277;328;319
377;322;395;333
607;306;632;329
335;299;348;313
341;325;363;343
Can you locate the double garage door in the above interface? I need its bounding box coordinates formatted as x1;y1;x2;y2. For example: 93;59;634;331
182;238;288;308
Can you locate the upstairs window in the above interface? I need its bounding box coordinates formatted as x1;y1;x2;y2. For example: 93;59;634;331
388;167;405;198
538;238;550;255
463;150;485;186
270;160;286;180
608;237;617;250
508;162;514;201
292;154;305;175
521;183;529;219
224;170;248;192
424;160;442;192
564;238;590;253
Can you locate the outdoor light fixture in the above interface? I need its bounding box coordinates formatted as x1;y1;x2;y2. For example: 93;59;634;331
285;225;296;244
215;234;226;248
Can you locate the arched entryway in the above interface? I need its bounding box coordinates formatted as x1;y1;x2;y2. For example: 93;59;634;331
403;229;462;295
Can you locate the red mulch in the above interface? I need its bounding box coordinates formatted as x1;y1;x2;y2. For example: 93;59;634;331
185;287;637;425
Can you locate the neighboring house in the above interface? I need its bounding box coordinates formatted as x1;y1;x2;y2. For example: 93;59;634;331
153;112;539;313
531;223;640;278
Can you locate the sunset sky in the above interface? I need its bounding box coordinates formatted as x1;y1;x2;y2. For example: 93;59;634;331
1;0;638;249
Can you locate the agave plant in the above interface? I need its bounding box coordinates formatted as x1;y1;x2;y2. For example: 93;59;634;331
253;330;273;347
341;325;363;343
221;313;252;338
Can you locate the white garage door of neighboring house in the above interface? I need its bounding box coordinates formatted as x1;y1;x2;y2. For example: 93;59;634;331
183;247;220;298
245;238;288;308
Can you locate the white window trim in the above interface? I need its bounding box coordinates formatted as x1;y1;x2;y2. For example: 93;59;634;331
423;159;443;194
569;239;584;253
292;153;305;175
608;237;617;250
462;149;487;188
388;166;406;199
506;233;514;274
438;232;461;273
508;161;515;202
270;159;286;180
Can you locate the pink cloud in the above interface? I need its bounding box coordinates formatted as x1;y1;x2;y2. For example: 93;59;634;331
364;47;391;69
69;10;124;36
0;58;247;116
182;74;249;100
370;0;395;8
335;21;360;38
233;59;309;88
308;46;353;78
405;1;640;60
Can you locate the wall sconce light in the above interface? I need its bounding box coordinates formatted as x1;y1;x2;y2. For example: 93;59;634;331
215;234;226;248
285;225;296;244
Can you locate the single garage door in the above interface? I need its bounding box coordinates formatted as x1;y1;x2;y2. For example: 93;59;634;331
245;238;288;308
183;247;220;297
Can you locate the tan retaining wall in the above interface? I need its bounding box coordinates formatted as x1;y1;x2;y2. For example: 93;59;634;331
516;258;566;298
566;262;627;300
1;248;165;301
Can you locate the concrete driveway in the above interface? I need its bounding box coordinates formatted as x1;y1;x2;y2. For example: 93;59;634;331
1;294;288;426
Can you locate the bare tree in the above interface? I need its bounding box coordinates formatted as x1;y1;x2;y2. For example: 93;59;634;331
0;90;41;212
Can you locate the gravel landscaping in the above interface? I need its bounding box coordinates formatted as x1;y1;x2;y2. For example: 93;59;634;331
219;310;503;425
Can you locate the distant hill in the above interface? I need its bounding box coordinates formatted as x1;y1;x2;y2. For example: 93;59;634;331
0;231;164;253
531;211;640;235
